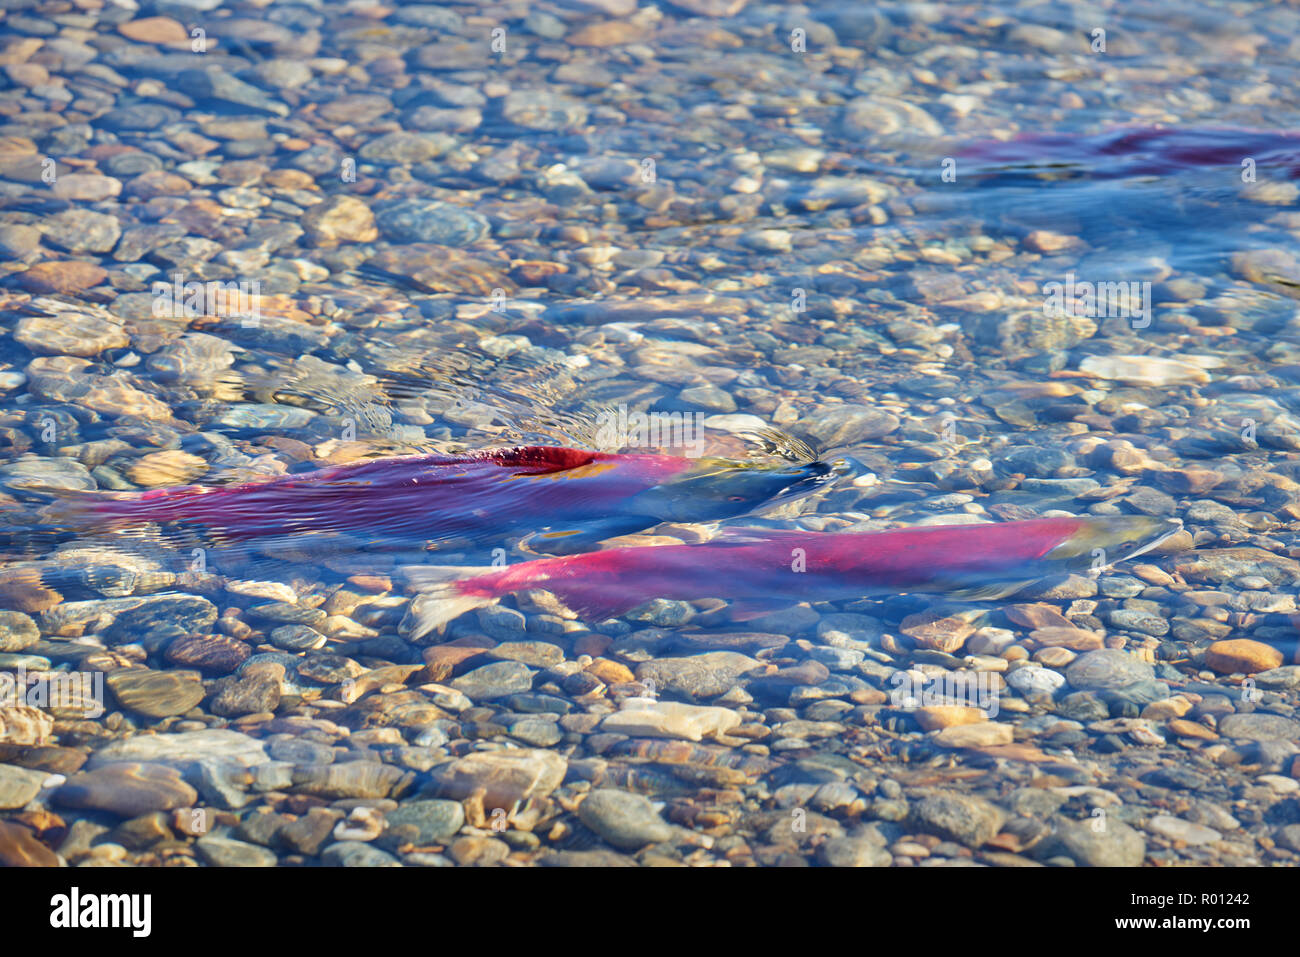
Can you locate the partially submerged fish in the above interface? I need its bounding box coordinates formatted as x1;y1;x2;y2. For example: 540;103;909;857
960;125;1300;180
24;445;833;559
401;515;1182;638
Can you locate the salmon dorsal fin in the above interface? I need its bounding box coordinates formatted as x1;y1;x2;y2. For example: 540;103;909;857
479;445;599;474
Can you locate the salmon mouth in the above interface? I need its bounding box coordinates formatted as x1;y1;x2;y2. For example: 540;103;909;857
772;459;835;494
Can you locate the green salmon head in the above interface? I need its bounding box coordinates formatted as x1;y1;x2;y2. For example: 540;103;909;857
628;458;835;523
1044;516;1183;570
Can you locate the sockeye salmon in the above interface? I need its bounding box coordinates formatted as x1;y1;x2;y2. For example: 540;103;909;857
960;125;1300;179
401;515;1182;638
23;445;834;558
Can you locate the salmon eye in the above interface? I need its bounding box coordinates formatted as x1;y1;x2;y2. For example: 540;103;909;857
728;495;745;502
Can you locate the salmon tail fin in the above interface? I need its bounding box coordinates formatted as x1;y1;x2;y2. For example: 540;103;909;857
399;564;499;640
0;490;104;559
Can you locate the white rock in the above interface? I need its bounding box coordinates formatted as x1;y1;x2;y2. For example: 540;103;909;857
601;699;741;742
1148;814;1221;845
87;730;270;769
226;580;298;603
1006;666;1066;695
701;413;768;433
1079;355;1222;387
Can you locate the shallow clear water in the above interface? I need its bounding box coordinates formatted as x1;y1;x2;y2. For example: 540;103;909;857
0;0;1298;868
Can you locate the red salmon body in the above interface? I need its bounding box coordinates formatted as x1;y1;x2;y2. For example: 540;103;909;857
79;446;692;541
403;516;1181;637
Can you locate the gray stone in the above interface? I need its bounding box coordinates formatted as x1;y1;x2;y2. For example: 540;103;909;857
88;730;270;770
798;404;900;446
1039;818;1146;867
379;799;465;849
195;836;278;867
190;759;254;810
818;836;892;867
375;199;489;245
1217;713;1300;741
500;90;588;131
993;445;1077;478
635;652;760;700
1065;649;1155;690
269;624;327;651
450;661;535;701
39;210;121;253
1276;824;1300;853
912;791;1006;847
1107;608;1170;637
359;132;451;165
507;716;562;747
321;841;402;867
177;68;289;116
578;789;673;850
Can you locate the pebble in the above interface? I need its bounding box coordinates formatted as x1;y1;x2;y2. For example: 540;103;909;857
819;836;892;867
164;634;251;673
578;789;674;850
913;706;987;731
88;730;269;769
210;665;283;717
18;262;107;294
634;652;760;700
1204;639;1283;675
1006;666;1066;695
900;614;974;654
38;209;121;253
301;196;378;245
195;836;278;867
1065;650;1155;690
1041;819;1146;867
0;611;39;653
601;699;742;743
1079;355;1217;386
449;661;536;701
428;750;567;809
798;404;900;446
1216;713;1300;741
278;808;340;856
291;762;405;801
106;669;206;718
913;792;1006;848
379;800;465;849
1147;815;1221;846
269;625;328;652
448;836;508;867
15;310;128;357
508;716;563;747
321;841;402;867
375;200;489;245
0;820;58;867
55;763;197;817
934;723;1014;747
0;764;49;809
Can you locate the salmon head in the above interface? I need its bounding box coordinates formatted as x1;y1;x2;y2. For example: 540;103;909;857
621;457;837;523
1041;515;1183;571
